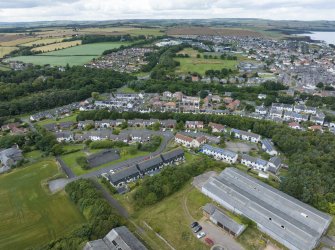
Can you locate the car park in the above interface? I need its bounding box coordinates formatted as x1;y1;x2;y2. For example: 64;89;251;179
193;225;202;233
196;231;206;239
190;221;199;228
205;237;214;246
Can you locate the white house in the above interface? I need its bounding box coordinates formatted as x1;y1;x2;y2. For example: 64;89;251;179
231;129;261;143
261;139;278;156
55;131;74;142
241;154;269;172
185;121;204;130
201;144;238;163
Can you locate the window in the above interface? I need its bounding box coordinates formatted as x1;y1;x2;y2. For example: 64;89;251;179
281;225;285;229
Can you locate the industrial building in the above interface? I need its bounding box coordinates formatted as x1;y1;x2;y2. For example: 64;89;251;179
201;168;332;250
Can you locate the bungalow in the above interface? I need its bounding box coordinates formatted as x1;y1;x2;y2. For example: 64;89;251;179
129;131;151;143
203;203;245;237
201;144;238;163
185;121;204;130
230;129;261;143
268;156;282;174
283;111;308;122
161;148;185;165
136;156;163;175
1;123;28;134
128;119;145;127
59;121;74;130
108;166;141;187
208;122;226;133
310;115;324;125
88;130;113;141
193;136;207;148
227;100;240;111
55;131;74;142
269;108;283;118
261;139;278;156
95;120;113;128
308;125;323;132
241;154;268;172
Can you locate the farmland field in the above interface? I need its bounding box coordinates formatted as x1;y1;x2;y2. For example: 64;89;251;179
31;40;82;52
167;27;262;37
79;27;164;36
175;48;238;75
7;41;131;66
21;37;69;47
0;37;38;47
0;46;18;58
0;159;86;250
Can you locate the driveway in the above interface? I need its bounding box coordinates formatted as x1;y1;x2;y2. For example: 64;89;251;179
199;217;244;250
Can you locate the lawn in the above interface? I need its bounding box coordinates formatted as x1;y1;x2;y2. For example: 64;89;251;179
31;40;82;52
0;159;86;250
35;113;78;127
175;48;238;75
7;41;131;66
23;150;44;161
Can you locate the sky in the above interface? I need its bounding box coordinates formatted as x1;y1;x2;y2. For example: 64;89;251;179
0;0;334;22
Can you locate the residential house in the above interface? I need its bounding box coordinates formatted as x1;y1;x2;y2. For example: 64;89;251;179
1;123;28;134
55;131;74;142
175;133;196;148
78;120;94;130
160;119;177;128
136;156;163;175
241;154;268;172
43;123;58;132
261;139;278;156
230;129;261;143
185;121;204;130
161;148;185;165
0;147;23;173
201;144;238;163
255;106;268;115
208;122;226;133
288;122;301;130
109;166;141;187
227;100;240;111
268;156;282;174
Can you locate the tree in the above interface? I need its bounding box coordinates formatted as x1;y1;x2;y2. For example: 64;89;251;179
76;156;89;170
91;92;100;100
196;54;201;58
152;121;161;131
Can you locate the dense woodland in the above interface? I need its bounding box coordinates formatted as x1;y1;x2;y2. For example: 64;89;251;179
39;179;124;250
0;66;135;119
77;110;335;214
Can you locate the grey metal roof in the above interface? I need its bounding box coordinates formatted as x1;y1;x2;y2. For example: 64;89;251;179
269;156;282;168
104;226;147;250
201;144;237;158
202;168;332;250
161;148;184;162
137;156;163;172
109;166;140;184
211;208;245;235
231;129;260;139
261;139;275;152
241;154;268;166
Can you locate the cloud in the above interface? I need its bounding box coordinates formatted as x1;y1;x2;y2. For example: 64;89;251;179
0;0;334;22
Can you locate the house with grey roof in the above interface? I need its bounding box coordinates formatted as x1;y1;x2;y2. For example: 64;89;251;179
43;123;58;132
55;131;74;142
261;139;278;156
202;168;332;250
0;147;23;173
161;148;184;165
241;154;268;172
230;129;261;143
84;226;147;250
136;156;163;175
203;203;246;237
201;144;238;164
268;156;282;174
109;166;141;187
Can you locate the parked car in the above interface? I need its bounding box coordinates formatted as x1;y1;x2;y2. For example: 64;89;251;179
193;225;202;233
205;237;214;246
196;231;206;239
190;222;199;228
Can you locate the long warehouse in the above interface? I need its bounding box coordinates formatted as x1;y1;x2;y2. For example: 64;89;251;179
202;168;332;250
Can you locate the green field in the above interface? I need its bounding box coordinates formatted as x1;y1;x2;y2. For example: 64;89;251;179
36;113;78;127
175;48;238;75
7;41;131;66
0;159;86;250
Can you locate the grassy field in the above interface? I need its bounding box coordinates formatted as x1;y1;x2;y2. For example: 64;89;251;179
0;63;11;71
79;27;164;36
35;113;78;127
31;40;82;52
175;48;238;75
7;41;131;66
0;46;18;58
21;37;69;47
0;37;38;47
0;159;86;250
118;182;210;250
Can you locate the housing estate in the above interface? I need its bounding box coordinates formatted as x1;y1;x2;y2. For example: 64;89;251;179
200;144;238;164
230;129;261;143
